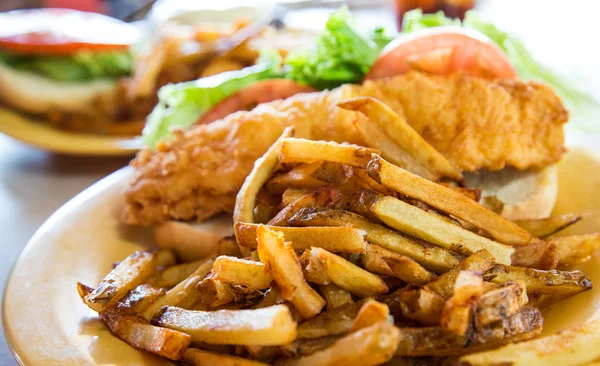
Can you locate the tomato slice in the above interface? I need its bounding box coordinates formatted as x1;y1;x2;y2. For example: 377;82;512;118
0;9;138;55
196;79;316;125
365;27;517;80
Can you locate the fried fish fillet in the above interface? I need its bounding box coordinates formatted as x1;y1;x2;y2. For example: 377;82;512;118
123;72;567;225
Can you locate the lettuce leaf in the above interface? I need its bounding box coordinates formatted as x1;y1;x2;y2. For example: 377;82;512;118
142;50;282;148
0;50;132;82
402;9;596;114
284;7;393;90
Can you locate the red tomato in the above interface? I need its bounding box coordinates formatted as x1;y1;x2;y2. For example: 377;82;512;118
365;27;517;80
0;9;138;55
196;79;316;125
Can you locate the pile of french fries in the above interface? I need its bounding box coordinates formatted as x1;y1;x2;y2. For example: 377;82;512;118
78;97;600;365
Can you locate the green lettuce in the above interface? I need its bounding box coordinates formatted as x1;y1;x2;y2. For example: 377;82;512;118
284;7;393;90
142;50;282;148
402;9;596;113
0;50;132;82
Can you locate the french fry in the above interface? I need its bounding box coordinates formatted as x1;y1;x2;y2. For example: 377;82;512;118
339;97;462;181
371;196;514;265
211;256;272;289
362;243;437;285
268;186;342;226
511;240;559;270
398;287;445;326
101;311;191;360
266;163;326;194
350;299;390;332
368;154;532;246
551;234;600;267
297;300;367;339
149;260;208;288
235;223;366;253
153;305;297;346
141;259;215;321
459;319;600;366
281;188;313;206
85;251;159;311
116;284;166;315
301;248;331;284
438;183;482;202
217;236;243;257
475;281;528;328
257;226;325;318
426;250;495;299
307;247;389;297
279;138;379;168
288;208;461;273
440;271;484;335
279;322;401;366
155;221;232;262
350;114;437;180
195;278;235;309
280;337;339;359
480;196;505;215
311;161;354;186
484;265;592;295
234;127;294;224
252;287;285;309
515;213;582;238
76;282;103;312
183;348;269;366
319;284;353;311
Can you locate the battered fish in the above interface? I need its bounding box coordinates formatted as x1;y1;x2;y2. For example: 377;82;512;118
123;72;567;225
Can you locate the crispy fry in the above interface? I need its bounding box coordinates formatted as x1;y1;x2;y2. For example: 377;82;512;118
257;226;325;318
551;234;600;267
371;196;514;265
350;300;390;332
150;260;207;288
459;319;600;366
268;186;342;226
437;183;481;202
195;278;235;309
252;287;285;309
116;284;166;315
279;138;379;168
339;97;462;181
320;284;353;311
362;243;437;285
76;282;103;312
280;337;339;359
311;161;354;186
484;265;592;295
153;305;297;346
211;256;272;289
515;213;582;238
368;154;532;245
235;223;366;253
511;240;559;270
308;247;389;297
475;281;528;328
426;250;495;299
279;322;401;366
281;188;313;206
479;196;505;215
141;259;215;321
289;208;461;273
234;127;295;224
296;300;367;339
440;271;484;335
85;251;158;311
155;221;232;262
101;310;191;360
399;287;445;326
266;163;327;194
217;236;243;257
183;348;269;366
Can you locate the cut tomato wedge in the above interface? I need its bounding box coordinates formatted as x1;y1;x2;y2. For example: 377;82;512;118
0;9;138;55
196;79;316;125
365;27;517;80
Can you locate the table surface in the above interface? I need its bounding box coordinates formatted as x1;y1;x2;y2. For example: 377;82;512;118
1;0;599;364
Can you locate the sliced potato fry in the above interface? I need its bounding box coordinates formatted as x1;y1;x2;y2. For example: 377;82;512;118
234;127;294;224
511;240;559;270
281;188;313;206
76;282;103;312
362;243;436;285
297;300;367;339
195;278;236;309
371;196;514;265
440;271;483;335
515;213;582;238
155;220;233;262
398;287;445;326
551;234;600;267
150;260;207;288
350;299;390;332
280;337;339;359
311;161;354;186
268;186;342;226
289;208;461;273
459;319;600;366
279;138;378;168
319;284;353;311
153;305;297;346
85;251;158;311
116;284;166;315
257;226;325;319
266;163;326;194
183;348;269;366
211;256;272;289
101;311;191;360
368;154;532;246
339;97;462;181
484;264;592;295
235;223;366;253
437;183;481;202
217;236;242;257
475;281;528;328
279;322;400;366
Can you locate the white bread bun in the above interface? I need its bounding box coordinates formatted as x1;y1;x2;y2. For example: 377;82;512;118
465;165;558;221
0;62;118;114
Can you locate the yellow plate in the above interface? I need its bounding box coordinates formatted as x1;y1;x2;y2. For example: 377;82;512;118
2;135;600;365
0;107;143;156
